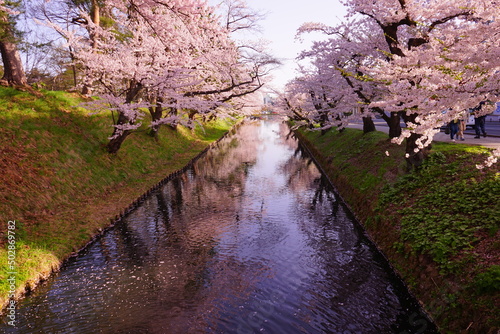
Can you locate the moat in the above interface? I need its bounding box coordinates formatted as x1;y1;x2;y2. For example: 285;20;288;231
1;118;437;333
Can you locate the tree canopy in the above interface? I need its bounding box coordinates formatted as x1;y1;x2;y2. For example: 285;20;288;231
32;0;276;152
281;0;500;168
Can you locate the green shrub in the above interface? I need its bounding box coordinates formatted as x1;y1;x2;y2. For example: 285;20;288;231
474;265;500;294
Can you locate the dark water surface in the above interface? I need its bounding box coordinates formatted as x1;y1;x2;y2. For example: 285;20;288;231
2;119;437;333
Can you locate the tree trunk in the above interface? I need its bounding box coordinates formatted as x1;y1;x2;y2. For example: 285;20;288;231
402;113;431;170
362;116;376;133
105;81;144;153
381;112;402;138
148;100;163;139
81;0;101;95
106;110;132;153
90;0;100;38
405;133;432;171
319;109;329;135
0;13;27;87
106;130;131;154
188;109;197;120
168;107;178;130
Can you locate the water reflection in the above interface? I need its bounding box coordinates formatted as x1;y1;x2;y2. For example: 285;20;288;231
2;118;437;333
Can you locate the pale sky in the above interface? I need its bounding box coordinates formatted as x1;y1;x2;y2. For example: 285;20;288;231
246;0;347;91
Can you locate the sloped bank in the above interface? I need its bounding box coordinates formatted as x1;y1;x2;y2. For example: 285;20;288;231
294;127;499;334
0;87;237;314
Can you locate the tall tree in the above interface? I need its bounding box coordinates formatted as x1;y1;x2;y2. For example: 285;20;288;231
53;0;271;153
283;18;388;135
29;0;105;90
342;0;500;168
290;0;500;168
0;0;27;86
66;0;102;94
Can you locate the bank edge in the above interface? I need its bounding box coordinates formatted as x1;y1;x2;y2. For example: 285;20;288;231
0;87;237;317
293;126;499;334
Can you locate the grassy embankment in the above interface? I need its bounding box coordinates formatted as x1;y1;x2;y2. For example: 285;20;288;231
0;87;234;310
296;127;499;334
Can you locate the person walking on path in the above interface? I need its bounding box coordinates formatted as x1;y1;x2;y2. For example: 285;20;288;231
457;117;466;141
449;119;459;141
474;115;487;138
472;102;487;138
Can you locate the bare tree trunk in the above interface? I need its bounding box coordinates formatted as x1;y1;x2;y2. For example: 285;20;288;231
0;40;26;86
107;113;132;153
362;116;376;133
402;113;431;170
380;111;402;138
66;45;78;88
107;130;132;154
90;0;100;41
0;13;27;87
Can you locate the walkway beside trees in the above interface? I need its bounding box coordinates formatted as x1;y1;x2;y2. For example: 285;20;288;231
347;120;500;150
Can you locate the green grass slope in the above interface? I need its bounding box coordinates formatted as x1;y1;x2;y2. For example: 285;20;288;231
296;127;499;334
0;87;234;310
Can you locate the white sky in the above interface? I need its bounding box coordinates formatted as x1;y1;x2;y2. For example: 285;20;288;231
244;0;347;91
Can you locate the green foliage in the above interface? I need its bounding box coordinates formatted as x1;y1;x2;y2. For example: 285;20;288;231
0;0;24;42
301;128;398;178
378;151;500;273
474;265;500;294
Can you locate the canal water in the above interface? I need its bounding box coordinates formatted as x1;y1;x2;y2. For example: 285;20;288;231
2;119;437;333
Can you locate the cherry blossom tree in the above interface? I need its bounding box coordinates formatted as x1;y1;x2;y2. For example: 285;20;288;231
145;0;277;137
210;0;279;117
343;0;500;167
46;0;272;153
289;18;390;135
289;0;500;168
278;77;322;129
28;0;106;89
